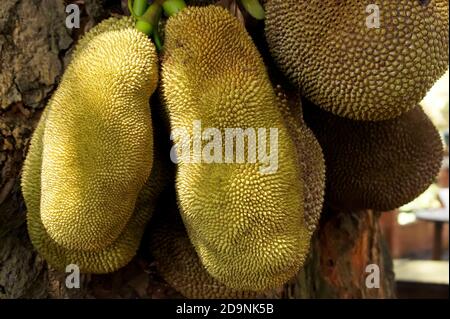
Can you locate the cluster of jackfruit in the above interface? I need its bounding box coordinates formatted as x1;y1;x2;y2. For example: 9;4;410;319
20;0;447;299
265;0;449;121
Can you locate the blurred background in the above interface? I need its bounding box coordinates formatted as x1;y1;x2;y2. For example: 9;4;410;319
380;69;449;298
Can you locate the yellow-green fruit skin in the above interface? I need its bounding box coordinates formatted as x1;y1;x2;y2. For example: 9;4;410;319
151;88;324;299
150;88;325;298
265;0;449;121
40;17;158;252
23;108;163;273
302;100;444;211
21;17;160;273
162;6;309;291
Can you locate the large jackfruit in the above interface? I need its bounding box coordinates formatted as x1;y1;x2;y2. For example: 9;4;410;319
150;87;324;299
23;108;165;273
265;0;449;121
162;6;310;291
41;17;157;252
22;17;160;273
302;100;443;211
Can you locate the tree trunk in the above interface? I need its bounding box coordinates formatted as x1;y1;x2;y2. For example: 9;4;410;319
0;0;396;299
285;209;396;298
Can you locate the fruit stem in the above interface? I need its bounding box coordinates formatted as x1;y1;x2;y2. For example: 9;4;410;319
135;2;163;36
240;0;265;20
159;0;187;17
133;0;149;16
128;0;137;18
153;28;163;51
129;1;163;50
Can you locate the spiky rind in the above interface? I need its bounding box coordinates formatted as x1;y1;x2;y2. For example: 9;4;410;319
265;0;449;120
162;6;309;291
275;87;325;233
303;101;443;211
40;17;157;251
22;17;160;273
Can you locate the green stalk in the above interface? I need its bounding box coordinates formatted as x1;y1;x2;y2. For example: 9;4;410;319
135;2;163;36
133;0;149;16
240;0;265;20
153;29;163;52
128;0;138;18
128;0;163;51
161;0;186;17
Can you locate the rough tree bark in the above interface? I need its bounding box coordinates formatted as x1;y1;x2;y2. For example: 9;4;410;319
286;209;396;298
0;0;396;299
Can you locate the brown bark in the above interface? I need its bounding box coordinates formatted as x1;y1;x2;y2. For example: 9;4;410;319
285;209;396;298
0;0;395;299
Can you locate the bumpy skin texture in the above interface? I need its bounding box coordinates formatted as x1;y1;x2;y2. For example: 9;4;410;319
265;0;449;121
275;87;325;233
22;17;160;273
23;108;165;273
150;202;258;299
302;100;443;211
39;17;158;251
162;6;309;291
150;88;324;299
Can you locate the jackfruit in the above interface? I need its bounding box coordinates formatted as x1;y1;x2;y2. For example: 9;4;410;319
40;16;157;252
21;16;160;273
150;86;323;299
162;6;310;291
275;86;325;233
265;0;449;121
149;88;323;298
23;109;164;273
302;99;444;211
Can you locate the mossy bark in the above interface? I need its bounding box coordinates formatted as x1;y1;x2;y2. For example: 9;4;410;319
0;0;395;299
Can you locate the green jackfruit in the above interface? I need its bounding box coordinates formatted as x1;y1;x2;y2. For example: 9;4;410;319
22;17;160;273
150;86;323;299
41;17;157;252
23;107;165;273
162;6;310;291
265;0;449;121
302;100;444;211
